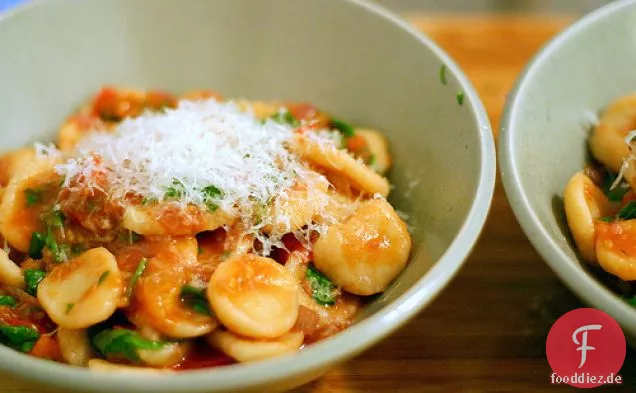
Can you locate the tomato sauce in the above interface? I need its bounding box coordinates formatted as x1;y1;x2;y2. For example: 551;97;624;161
596;220;636;256
172;342;235;370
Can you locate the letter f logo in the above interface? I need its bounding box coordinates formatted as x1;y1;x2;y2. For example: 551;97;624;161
572;324;602;368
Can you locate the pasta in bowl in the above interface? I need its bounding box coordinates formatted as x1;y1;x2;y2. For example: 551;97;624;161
564;93;636;302
0;86;411;370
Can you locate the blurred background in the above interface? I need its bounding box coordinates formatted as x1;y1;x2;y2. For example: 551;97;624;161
377;0;613;14
0;0;619;14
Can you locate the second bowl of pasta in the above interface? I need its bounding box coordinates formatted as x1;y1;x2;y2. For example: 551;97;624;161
500;0;636;342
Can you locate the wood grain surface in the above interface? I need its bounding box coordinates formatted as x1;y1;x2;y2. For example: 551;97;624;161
1;13;633;393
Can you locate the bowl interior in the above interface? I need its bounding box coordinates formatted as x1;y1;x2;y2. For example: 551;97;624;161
0;0;494;391
501;0;636;334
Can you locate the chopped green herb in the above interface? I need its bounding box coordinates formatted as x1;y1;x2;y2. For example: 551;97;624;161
45;232;65;263
221;250;231;260
65;303;74;314
618;201;636;220
0;325;39;352
180;284;211;316
623;295;636;307
43;209;65;228
164;179;185;200
0;295;17;307
126;258;148;298
270;109;299;127
602;172;628;202
201;185;222;212
368;155;379;172
456;92;465;106
24;189;42;208
306;264;337;306
92;328;164;362
141;196;157;206
197;246;203;255
439;64;448;85
28;232;46;259
121;230;142;245
330;118;355;138
27;209;68;262
599;216;614;222
24;269;46;297
98;271;110;286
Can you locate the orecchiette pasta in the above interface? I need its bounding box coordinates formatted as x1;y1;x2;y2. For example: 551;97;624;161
37;247;122;329
0;148;35;187
564;92;636;309
563;171;615;263
589;93;636;173
207;254;299;339
206;330;304;362
122;204;235;236
57;328;94;366
130;237;218;338
291;134;390;196
313;198;411;295
596;220;636;281
0;155;61;252
355;128;391;174
0;86;411;370
0;249;25;289
87;359;168;373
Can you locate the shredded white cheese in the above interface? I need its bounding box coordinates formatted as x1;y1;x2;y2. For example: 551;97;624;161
54;98;342;254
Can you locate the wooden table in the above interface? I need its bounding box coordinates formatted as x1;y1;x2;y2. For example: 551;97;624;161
290;14;635;393
2;13;633;393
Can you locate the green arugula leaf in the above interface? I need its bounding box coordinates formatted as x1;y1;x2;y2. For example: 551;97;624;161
98;271;110;286
180;284;211;316
0;295;17;307
28;232;46;259
92;328;164;362
24;269;46;297
0;325;39;352
623;295;636;307
439;64;448;85
126;258;148;298
270;109;299;127
43;209;65;228
456;92;465;106
24;189;42;208
201;185;222;212
368;154;379;172
306;264;337;306
330;118;355;138
141;196;157;206
602;171;628;202
120;230;143;245
164;179;185;200
45;231;66;263
618;201;636;220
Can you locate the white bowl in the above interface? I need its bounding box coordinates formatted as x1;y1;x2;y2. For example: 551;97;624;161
0;0;496;391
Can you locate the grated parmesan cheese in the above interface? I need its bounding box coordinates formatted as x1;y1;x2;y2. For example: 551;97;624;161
53;98;345;254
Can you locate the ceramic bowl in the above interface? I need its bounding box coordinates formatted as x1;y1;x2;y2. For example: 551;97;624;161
0;0;495;391
500;0;636;342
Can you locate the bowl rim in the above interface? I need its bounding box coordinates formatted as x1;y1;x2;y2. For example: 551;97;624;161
499;0;636;332
0;0;496;391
